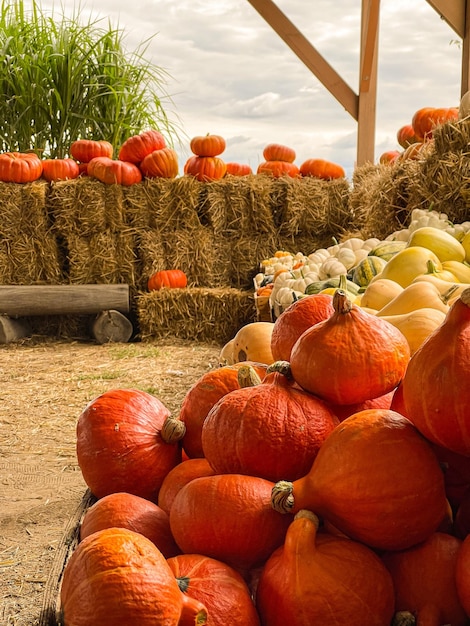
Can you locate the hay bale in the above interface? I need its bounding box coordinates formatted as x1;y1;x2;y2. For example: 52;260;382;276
124;183;152;228
137;287;256;343
48;178;108;236
432;118;470;157
146;176;204;231
228;232;282;290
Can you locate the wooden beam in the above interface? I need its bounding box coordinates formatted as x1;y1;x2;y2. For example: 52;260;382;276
426;0;466;38
246;0;359;119
359;0;380;93
461;1;470;94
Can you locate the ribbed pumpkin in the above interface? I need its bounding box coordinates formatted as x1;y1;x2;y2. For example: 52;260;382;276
157;458;216;514
190;134;226;157
201;363;339;482
184;155;226;181
169;473;293;571
352;255;387;287
41;158;80;182
87;156;142;185
299;158;345;179
262;143;296;163
177;361;268;458
401;287;470;456
70;139;114;162
270;293;334;362
271;409;448;551
79;492;180;558
76;389;181;502
167;554;261;626
382;532;467;626
256;510;395;626
60;527;205;626
257;160;299;178
118;129;167;163
289;289;410;405
140;147;179;178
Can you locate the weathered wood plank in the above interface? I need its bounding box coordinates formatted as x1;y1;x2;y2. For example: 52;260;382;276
91;310;133;344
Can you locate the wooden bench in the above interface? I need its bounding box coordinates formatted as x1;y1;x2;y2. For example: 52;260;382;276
0;284;133;344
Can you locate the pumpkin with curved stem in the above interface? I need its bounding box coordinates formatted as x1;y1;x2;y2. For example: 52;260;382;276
118;129;167;163
262;143;296;163
401;287;470;456
60;527;206;626
79;491;180;558
177;361;268;458
87;156;142;186
256;510;395;626
70;139;113;162
76;388;181;502
382;532;467;626
140;147;179;178
270;293;334;362
158;458;216;514
0;152;43;183
167;553;261;626
148;269;188;291
290;289;410;405
184;155;227;181
271;409;448;551
201;362;339;482
299;158;345;179
169;473;293;571
42;158;80;182
190;134;226;157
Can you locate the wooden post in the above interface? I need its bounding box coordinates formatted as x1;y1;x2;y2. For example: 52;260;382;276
90;310;133;344
0;315;31;343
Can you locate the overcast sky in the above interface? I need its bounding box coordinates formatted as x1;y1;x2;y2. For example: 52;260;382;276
29;0;463;177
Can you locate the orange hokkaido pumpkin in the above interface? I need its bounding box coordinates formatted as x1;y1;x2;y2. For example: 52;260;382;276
262;143;296;163
118;129;167;163
69;139;113;162
87;156;142;185
158;458;216;514
327;389;395;422
401;287;470;456
270;293;334;362
256;511;395;626
289;289;410;405
177;361;268;458
41;158;80;182
60;527;206;626
257;160;299;178
190;134;226;157
79;491;180;558
184;155;227;181
299;158;345;179
167;553;261;626
0;151;43;183
271;409;448;551
140;147;179;178
148;269;188;291
169;473;293;571
201;363;339;482
382;532;468;626
76;389;181;502
412;107;437;141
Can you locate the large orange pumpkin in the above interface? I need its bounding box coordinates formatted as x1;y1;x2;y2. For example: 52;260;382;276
118;129;167;163
87;156;142;185
397;124;419;148
256;511;395;626
60;527;206;626
190;134;226;157
184;155;227;181
225;162;253;176
262;143;296;163
140;147;179;178
69;139;113;162
0;151;43;183
41;158;80;182
401;287;470;456
167;553;261;626
271;409;448;551
299;158;345;179
148;269;188;291
76;388;181;502
289;289;410;405
201;363;339;482
158;458;216;514
257;160;299;178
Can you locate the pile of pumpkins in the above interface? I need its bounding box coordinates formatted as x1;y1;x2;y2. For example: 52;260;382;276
58;209;470;624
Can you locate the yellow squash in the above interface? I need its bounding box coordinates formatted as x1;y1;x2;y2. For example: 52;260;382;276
407;226;466;262
379;307;447;355
376;280;457;317
376;246;442;288
441;260;470;283
360;278;404;311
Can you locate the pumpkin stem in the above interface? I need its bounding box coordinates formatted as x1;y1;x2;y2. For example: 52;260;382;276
294;509;320;528
441;283;460;304
461;286;470;307
266;360;293;378
271;480;294;513
392;611;416;626
333;289;353;314
178;592;208;626
161;415;186;443
237;365;262;388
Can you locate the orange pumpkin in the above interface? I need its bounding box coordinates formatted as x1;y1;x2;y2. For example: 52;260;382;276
256;511;395;626
271;409;448;551
401;287;470;456
289;289;410;405
76;388;181;502
257;160;299;178
167;553;261;626
382;532;467;626
225;161;253;176
456;534;470;618
140;147;179;179
169;473;293;571
148;269;188;291
158;458;216;514
299;158;345;179
60;527;206;626
379;150;400;165
79;491;180;558
41;158;80;182
397;124;419;148
118;129;167;163
87;156;142;186
201;363;339;482
411;107;437;141
0;151;43;183
190;134;226;157
70;139;113;162
262;143;296;163
184;155;227;181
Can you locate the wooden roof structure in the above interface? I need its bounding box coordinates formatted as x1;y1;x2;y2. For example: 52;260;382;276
246;0;470;166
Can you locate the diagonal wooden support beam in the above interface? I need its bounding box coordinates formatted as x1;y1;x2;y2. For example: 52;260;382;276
426;0;466;38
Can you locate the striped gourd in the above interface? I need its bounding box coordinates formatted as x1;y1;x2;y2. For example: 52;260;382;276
352;256;387;287
368;240;406;262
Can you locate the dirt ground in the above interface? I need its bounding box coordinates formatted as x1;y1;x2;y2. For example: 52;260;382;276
0;336;222;625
